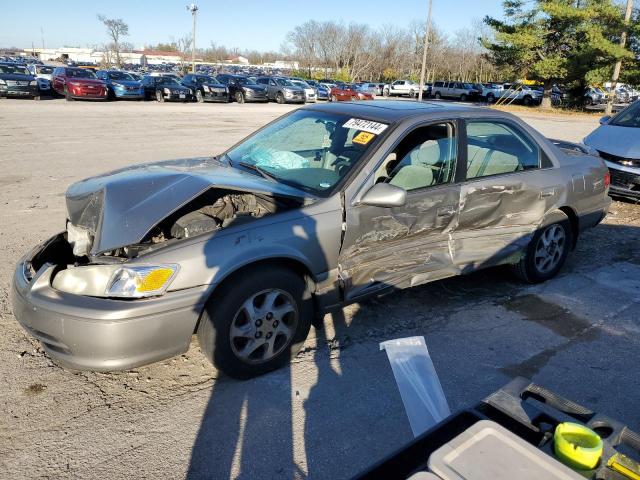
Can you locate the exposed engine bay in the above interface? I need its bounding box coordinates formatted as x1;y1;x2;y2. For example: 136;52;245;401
68;189;303;261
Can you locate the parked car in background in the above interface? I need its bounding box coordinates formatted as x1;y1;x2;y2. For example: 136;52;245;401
255;76;305;104
0;63;40;99
431;81;480;101
126;71;143;81
330;83;359;102
498;83;543;106
52;67;107;101
353;84;375;100
27;64;54;96
356;83;378;96
141;75;193;102
584;100;640;200
216;74;268;103
305;80;330;100
584;87;606;106
289;79;317;103
11;101;611;379
181;74;229;103
383;79;419;98
96;70;144;100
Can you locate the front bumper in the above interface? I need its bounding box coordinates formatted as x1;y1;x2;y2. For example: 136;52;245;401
203;90;229;102
11;239;207;371
163;92;193;102
113;86;144;99
606;162;640;199
243;91;268;102
1;84;39;97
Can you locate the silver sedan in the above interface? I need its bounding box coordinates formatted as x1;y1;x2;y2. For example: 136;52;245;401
12;101;611;378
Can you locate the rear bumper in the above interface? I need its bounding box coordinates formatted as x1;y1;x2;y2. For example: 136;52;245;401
11;240;207;371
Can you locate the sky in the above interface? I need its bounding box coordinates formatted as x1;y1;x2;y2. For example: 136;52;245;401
0;0;505;52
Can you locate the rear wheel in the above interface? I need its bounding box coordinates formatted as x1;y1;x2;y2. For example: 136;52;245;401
523;95;533;106
409;89;415;98
156;90;164;102
512;210;572;283
197;266;312;379
487;93;495;103
460;93;467;102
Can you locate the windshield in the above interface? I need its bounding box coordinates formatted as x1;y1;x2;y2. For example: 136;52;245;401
196;76;215;84
68;68;96;79
226;110;389;196
158;76;180;85
276;78;295;87
611;101;640;128
0;65;30;75
237;77;258;86
37;66;54;74
292;80;309;88
108;71;134;81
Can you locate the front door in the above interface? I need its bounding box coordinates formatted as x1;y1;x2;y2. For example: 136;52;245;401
339;121;462;300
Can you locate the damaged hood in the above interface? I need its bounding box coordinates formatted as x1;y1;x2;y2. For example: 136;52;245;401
584;125;640;159
65;157;311;255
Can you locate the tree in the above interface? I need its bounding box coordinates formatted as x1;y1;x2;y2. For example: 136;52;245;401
97;14;129;68
484;1;634;108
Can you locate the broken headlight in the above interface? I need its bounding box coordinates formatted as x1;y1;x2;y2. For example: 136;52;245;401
52;264;179;298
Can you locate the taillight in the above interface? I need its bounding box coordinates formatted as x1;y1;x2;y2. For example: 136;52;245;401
604;170;610;188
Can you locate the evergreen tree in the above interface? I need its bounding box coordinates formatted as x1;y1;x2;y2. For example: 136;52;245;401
484;0;634;108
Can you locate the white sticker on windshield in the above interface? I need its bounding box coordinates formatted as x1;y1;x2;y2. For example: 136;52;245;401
342;118;388;135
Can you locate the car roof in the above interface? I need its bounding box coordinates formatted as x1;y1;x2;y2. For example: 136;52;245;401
302;100;493;123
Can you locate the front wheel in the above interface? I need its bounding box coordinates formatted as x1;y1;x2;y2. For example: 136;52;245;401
330;94;337;102
276;92;284;104
197;266;312;379
523;95;532;106
512;210;572;283
434;92;441;99
409;89;415;98
156;90;164;102
460;94;467;102
195;89;204;103
64;87;74;101
487;93;495;103
235;91;245;104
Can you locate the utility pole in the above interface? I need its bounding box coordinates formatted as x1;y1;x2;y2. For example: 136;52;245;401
186;3;198;73
605;0;633;115
41;26;45;50
418;0;433;101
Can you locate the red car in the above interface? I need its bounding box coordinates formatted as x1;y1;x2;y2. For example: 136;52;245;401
52;67;108;101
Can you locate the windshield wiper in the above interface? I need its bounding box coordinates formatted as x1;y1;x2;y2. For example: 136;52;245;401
237;161;277;181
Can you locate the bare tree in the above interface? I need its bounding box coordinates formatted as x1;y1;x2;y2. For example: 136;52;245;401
97;15;129;68
172;35;192;74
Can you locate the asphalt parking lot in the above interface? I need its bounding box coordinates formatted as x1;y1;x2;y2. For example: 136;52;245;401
1;98;639;479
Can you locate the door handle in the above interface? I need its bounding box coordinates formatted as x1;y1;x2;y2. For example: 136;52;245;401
540;187;556;198
437;205;456;217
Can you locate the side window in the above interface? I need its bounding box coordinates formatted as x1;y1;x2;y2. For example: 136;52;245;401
375;123;457;191
466;121;540;180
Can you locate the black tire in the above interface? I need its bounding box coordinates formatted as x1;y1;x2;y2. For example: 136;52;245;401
156;90;164;103
523;95;532;106
383;88;389;97
409;89;415;98
235;91;245;104
487;93;495;103
33;95;41;101
276;92;284;104
197;265;313;379
64;87;73;101
107;87;115;101
434;92;441;99
460;94;467;102
330;94;337;102
195;89;204;103
511;210;572;283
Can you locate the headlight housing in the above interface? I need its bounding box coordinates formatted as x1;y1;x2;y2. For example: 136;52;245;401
30;80;38;86
52;264;179;298
164;87;170;94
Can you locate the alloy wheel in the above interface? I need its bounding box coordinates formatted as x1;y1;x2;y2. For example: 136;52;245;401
534;224;566;274
229;289;298;364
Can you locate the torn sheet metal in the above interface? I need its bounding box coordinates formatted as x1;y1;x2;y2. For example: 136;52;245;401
65;157;311;255
380;336;450;437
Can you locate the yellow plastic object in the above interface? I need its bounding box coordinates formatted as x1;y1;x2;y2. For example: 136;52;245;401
554;422;603;470
137;268;175;293
608;453;640;480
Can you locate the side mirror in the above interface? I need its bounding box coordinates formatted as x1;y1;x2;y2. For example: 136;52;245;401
599;115;611;125
360;183;406;208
